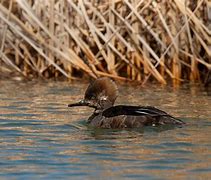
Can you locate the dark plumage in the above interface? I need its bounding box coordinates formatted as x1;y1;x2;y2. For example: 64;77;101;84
68;77;185;128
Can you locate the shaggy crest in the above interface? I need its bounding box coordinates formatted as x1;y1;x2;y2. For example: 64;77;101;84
85;77;118;105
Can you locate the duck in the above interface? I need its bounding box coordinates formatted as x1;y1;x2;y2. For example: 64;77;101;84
68;77;185;128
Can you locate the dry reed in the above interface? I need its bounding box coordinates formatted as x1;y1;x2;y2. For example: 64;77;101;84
0;0;210;85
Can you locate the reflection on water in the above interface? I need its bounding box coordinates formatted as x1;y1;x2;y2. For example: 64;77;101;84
0;79;210;179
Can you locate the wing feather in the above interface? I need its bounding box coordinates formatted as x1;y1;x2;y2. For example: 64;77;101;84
102;105;169;117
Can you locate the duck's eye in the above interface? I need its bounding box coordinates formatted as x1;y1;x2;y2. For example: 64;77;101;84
90;96;96;100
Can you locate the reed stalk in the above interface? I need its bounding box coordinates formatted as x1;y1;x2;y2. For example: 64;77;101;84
0;0;210;85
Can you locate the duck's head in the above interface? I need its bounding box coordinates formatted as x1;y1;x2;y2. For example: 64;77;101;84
68;77;118;110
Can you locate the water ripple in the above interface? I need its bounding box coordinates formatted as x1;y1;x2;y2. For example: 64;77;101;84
0;80;210;179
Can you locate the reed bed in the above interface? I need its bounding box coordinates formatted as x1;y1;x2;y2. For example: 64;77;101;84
0;0;210;85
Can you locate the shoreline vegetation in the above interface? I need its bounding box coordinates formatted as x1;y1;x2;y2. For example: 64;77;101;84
0;0;210;86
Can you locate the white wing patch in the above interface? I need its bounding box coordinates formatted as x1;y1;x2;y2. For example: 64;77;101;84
134;110;150;115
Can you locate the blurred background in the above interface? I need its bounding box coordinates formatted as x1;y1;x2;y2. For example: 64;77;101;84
0;0;210;86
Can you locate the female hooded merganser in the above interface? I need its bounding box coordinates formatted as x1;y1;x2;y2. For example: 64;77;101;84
68;77;185;128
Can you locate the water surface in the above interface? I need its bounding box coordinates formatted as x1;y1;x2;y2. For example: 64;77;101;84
0;79;210;179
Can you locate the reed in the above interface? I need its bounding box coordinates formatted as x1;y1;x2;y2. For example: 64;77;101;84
0;0;210;85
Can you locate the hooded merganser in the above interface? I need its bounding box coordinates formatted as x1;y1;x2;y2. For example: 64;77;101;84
68;77;185;128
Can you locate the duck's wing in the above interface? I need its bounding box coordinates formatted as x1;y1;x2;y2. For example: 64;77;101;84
100;105;185;128
102;105;169;117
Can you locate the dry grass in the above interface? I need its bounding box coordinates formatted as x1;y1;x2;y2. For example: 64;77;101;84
0;0;210;85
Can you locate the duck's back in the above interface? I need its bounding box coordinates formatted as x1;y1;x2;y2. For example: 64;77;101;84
88;105;184;128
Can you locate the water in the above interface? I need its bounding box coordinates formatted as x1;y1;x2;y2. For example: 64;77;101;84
0;79;210;180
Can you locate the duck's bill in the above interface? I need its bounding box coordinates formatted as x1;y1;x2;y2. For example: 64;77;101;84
68;100;89;107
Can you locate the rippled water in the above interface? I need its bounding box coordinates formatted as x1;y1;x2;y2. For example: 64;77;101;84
0;79;210;179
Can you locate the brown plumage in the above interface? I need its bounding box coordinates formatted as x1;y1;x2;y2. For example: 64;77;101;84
68;77;185;129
